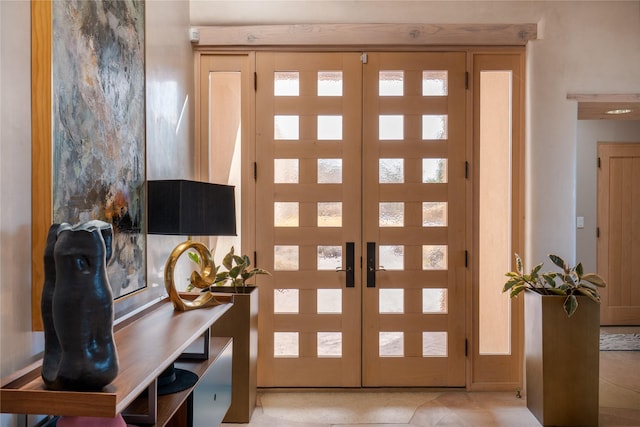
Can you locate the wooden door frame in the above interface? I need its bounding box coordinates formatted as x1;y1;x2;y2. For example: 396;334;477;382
193;25;532;390
468;51;526;391
191;23;536;48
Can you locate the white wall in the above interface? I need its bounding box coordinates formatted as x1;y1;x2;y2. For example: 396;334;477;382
1;4;39;426
189;0;640;268
576;121;640;273
0;1;194;425
1;0;37;379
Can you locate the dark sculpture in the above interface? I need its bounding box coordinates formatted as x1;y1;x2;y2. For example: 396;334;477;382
41;224;61;387
41;220;119;390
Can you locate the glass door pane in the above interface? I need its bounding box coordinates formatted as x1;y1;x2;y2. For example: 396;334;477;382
478;71;513;355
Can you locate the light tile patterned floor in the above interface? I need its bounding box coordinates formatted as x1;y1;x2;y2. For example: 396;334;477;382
223;350;640;427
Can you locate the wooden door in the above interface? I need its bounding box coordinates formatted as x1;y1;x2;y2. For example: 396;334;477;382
255;52;363;386
255;51;467;386
361;52;467;386
598;142;640;325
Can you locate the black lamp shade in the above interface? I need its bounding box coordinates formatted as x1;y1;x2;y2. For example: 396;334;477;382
147;180;237;236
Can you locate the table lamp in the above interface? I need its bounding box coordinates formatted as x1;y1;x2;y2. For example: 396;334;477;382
147;179;237;311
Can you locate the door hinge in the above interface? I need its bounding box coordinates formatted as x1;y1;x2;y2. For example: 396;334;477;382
465;71;469;90
597;157;601;169
254;71;257;91
597;227;600;238
465;161;469;179
253;162;258;181
465;250;469;268
361;52;368;64
254;251;258;267
465;338;468;357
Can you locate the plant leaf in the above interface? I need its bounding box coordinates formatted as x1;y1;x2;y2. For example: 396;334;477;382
215;271;229;283
581;273;607;287
564;294;578;317
548;254;565;270
187;252;201;265
543;274;557;288
503;278;522;293
531;263;543;276
222;249;234;270
575;287;600;304
576;262;584;278
509;284;527;298
229;265;242;278
242;254;251;267
515;254;523;275
248;268;270;276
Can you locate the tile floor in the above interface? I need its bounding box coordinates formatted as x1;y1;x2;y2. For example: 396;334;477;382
223;348;640;426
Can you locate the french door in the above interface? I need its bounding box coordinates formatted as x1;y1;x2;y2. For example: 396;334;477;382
255;51;467;387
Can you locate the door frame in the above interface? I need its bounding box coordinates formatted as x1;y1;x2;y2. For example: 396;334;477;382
194;30;527;390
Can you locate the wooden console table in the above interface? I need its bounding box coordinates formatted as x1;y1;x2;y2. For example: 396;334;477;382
1;296;233;426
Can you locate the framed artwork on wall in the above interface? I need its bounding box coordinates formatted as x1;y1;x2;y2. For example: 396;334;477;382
31;0;147;330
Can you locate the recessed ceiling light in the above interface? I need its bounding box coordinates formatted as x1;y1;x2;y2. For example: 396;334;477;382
605;108;633;115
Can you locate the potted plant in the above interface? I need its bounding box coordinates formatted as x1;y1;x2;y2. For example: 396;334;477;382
189;247;269;423
504;254;606;427
503;253;606;316
189;246;270;293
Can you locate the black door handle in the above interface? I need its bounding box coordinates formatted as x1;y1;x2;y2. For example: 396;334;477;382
335;242;355;287
366;242;386;287
367;242;376;287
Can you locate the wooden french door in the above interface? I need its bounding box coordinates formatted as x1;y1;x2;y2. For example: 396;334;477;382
598;142;640;325
255;51;467;387
255;52;363;387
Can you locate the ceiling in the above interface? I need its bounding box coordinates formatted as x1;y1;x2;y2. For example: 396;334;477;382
578;102;640;121
568;94;640;121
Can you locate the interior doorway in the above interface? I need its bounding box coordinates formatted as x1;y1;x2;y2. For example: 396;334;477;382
597;142;640;325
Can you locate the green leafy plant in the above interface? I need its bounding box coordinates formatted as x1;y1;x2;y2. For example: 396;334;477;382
503;253;606;317
188;246;270;293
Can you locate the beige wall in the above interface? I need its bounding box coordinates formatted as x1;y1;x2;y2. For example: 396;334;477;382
0;0;36;389
189;0;640;268
576;121;640;273
0;1;194;425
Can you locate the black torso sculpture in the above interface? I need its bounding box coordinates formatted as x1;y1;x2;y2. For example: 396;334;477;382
41;220;119;391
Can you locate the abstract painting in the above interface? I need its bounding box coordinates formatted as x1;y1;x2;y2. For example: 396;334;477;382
51;0;146;298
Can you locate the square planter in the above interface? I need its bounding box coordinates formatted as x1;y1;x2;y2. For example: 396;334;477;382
209;286;258;423
525;291;600;427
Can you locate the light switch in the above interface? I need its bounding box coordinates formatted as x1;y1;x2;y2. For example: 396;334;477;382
576;216;585;229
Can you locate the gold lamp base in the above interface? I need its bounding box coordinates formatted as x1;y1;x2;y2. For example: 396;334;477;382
164;240;222;311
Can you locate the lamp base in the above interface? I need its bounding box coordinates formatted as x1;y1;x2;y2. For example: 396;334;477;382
164;240;224;311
